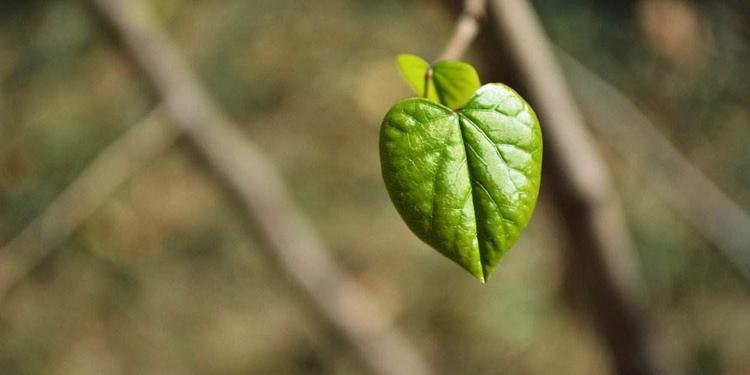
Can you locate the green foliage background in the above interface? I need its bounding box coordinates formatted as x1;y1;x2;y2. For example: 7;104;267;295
0;0;749;374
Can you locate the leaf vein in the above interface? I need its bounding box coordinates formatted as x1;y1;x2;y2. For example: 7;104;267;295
462;115;522;197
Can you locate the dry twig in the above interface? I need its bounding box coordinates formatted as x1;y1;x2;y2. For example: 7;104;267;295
483;1;659;374
90;1;432;375
0;110;178;300
438;0;486;61
558;49;750;281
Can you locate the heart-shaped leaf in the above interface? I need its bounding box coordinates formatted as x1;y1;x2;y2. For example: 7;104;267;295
380;83;542;282
396;54;481;109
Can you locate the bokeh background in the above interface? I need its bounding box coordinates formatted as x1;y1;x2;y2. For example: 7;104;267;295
1;0;749;374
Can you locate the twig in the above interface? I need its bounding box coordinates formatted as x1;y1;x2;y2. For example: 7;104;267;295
485;1;659;374
90;1;432;375
437;0;486;61
0;110;178;300
557;49;750;281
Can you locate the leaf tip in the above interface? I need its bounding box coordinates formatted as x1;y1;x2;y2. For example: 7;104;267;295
470;269;487;283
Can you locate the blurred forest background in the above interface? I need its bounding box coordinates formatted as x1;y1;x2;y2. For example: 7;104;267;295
1;0;749;374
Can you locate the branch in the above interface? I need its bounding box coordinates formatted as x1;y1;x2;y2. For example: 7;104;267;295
484;1;659;374
90;1;432;375
437;0;486;61
0;110;178;300
557;49;750;281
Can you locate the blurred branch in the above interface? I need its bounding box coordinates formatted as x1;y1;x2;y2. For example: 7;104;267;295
558;49;750;281
485;1;659;374
0;110;178;300
89;1;432;375
437;0;486;61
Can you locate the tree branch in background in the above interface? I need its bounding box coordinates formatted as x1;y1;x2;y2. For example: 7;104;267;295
558;49;750;281
437;0;486;61
0;110;178;301
483;1;659;374
89;1;433;375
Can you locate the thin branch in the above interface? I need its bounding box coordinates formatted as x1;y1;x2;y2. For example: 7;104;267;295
0;110;178;300
485;1;659;374
557;49;750;281
90;1;432;375
437;0;486;61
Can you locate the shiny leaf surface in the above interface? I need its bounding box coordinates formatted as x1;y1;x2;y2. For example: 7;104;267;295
380;84;542;281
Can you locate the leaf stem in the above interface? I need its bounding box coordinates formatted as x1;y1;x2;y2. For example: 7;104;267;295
423;67;433;98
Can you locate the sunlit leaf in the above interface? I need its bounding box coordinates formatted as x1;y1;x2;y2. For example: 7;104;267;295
396;54;481;110
432;60;481;109
396;54;439;102
380;84;543;282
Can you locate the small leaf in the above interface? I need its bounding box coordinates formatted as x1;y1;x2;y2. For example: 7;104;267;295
431;60;481;109
396;54;480;109
380;84;542;282
396;54;438;102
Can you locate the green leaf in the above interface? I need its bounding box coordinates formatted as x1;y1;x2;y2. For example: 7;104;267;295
380;83;542;282
396;54;481;109
396;54;439;102
431;60;481;109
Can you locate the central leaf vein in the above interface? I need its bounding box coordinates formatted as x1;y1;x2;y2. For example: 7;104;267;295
456;115;489;281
